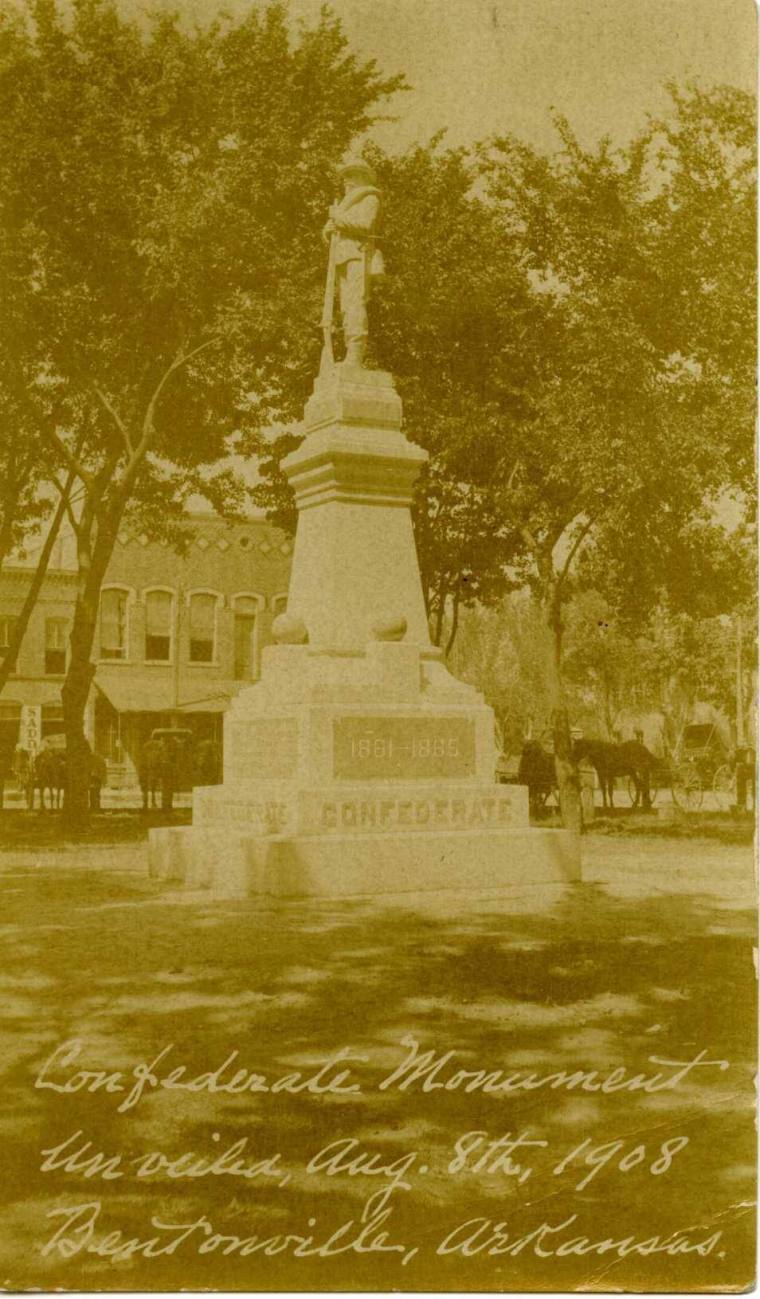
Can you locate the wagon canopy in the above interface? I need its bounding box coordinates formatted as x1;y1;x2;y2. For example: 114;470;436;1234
680;724;729;755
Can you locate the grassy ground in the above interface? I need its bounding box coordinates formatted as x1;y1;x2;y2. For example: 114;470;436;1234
0;830;755;1292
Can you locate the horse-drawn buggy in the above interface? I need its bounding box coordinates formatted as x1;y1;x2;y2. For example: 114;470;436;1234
506;736;597;819
506;734;658;816
666;723;736;811
502;720;749;818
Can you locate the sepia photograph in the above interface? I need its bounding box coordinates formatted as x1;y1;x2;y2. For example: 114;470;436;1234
0;0;756;1291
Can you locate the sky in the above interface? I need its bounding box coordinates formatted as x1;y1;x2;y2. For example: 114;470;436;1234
178;0;756;153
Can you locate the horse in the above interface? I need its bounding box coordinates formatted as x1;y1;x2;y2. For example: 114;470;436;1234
138;735;189;811
138;738;170;811
518;741;557;814
573;738;656;810
28;748;67;811
194;739;222;787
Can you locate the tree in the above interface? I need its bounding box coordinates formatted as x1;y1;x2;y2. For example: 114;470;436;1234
0;299;74;696
252;89;754;835
448;594;554;751
481;85;755;832
0;0;403;822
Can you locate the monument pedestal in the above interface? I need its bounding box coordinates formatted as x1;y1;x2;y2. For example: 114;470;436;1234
149;363;580;898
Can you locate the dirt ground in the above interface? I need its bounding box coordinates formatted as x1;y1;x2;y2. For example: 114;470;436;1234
0;827;756;1292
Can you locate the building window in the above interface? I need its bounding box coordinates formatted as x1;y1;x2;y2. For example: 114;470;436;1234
45;618;68;675
189;592;217;664
100;588;128;660
233;596;258;679
0;616;17;673
41;703;65;740
145;590;173;662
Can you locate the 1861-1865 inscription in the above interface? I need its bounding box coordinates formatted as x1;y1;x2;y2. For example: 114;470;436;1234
333;716;476;779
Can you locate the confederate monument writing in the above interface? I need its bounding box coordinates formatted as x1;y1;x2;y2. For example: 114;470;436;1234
148;156;580;898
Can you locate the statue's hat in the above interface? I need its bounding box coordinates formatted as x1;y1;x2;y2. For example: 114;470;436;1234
337;155;376;183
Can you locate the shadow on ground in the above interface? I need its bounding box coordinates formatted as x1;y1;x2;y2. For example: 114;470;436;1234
0;834;755;1292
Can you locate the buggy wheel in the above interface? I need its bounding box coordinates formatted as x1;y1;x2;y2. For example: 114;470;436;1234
712;764;734;810
672;762;703;812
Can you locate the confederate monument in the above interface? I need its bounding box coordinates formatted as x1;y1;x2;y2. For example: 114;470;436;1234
149;157;579;898
320;155;385;371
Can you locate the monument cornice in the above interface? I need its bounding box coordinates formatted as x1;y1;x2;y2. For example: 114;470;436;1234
283;427;427;511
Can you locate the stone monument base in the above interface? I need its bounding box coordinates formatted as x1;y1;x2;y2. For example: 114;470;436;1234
149;822;580;900
147;634;581;900
147;359;583;904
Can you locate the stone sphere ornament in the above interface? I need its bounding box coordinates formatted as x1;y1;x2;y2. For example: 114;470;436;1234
272;613;309;644
371;614;407;642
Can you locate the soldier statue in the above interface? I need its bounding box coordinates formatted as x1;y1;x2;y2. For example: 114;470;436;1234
320;156;384;371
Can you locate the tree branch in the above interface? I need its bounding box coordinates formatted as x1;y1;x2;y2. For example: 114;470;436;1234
44;426;93;487
50;475;81;537
117;337;219;494
557;512;600;586
94;385;134;457
521;524;539;553
142;338;218;447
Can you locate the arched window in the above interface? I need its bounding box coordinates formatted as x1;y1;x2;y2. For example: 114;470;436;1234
188;591;218;664
233;595;259;680
99;588;130;661
144;589;173;662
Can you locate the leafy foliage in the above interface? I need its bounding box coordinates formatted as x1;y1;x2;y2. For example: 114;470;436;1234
0;0;404;818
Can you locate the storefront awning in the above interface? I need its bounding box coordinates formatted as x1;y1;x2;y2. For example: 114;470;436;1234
95;675;238;715
0;679;64;707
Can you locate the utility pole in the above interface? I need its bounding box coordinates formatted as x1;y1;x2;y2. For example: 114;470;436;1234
735;613;745;748
172;584;183;727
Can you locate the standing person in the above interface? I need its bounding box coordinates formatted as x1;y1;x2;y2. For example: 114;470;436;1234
321;156;384;369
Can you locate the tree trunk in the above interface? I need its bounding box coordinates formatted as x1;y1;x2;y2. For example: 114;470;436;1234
544;583;583;837
61;579;99;829
444;586;461;657
0;475;24;571
61;513;119;829
602;669;616;740
0;489;69;697
431;575;448;648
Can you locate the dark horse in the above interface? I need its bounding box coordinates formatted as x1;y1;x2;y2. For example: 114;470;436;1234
573;738;656;810
518;741;557;814
138;737;173;811
194;739;222;787
138;733;192;811
27;748;67;810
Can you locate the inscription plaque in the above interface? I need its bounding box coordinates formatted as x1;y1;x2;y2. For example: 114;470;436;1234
228;717;298;780
333;715;476;780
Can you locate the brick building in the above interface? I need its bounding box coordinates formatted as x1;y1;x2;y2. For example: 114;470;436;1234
0;513;292;786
